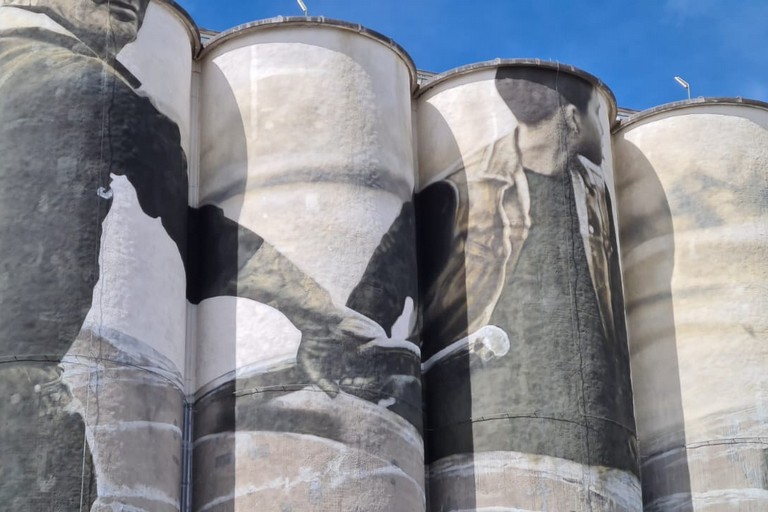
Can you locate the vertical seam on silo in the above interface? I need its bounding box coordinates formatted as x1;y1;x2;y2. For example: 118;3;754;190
181;59;203;512
78;10;115;509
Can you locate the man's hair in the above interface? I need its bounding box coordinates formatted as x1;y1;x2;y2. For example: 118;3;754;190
495;66;593;126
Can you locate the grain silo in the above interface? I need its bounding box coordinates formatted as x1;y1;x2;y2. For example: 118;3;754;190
192;16;424;511
416;60;641;511
0;0;198;509
2;0;767;509
613;98;768;511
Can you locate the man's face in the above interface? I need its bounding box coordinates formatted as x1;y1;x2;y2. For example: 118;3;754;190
571;91;604;165
48;0;150;54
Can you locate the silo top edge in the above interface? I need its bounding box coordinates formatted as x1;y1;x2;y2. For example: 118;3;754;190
199;16;418;92
416;58;618;127
615;96;768;131
156;0;202;56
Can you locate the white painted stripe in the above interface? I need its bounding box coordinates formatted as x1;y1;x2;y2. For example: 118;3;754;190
89;421;182;436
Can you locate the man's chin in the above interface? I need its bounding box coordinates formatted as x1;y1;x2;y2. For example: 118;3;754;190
107;25;139;52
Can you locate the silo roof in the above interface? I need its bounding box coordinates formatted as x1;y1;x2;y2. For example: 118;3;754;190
198;16;418;93
615;96;768;131
417;58;619;129
157;0;202;56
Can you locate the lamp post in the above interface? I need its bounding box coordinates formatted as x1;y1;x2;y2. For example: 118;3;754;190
674;76;691;100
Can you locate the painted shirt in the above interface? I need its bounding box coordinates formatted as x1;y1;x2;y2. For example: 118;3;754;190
0;7;189;359
419;161;636;474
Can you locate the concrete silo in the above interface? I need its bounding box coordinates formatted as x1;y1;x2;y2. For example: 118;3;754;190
192;17;423;511
0;0;198;510
416;60;641;511
613;98;768;511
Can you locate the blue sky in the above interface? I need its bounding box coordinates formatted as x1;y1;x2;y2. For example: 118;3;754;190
175;0;767;111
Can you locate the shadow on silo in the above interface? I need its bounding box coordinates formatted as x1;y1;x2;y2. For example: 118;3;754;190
188;59;247;512
615;140;693;512
416;106;478;511
190;59;427;511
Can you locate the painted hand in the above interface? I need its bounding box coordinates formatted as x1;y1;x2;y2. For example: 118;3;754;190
341;298;419;405
297;306;387;398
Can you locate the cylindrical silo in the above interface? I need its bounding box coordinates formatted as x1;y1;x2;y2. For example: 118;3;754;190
0;1;198;509
613;98;768;511
193;17;422;511
416;60;641;511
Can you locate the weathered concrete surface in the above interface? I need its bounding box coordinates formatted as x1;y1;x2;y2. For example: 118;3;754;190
193;387;425;511
0;362;97;511
614;103;768;511
64;332;185;512
429;451;642;511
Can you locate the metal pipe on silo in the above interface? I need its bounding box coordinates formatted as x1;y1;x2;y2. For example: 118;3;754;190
192;17;423;511
0;1;199;509
416;60;641;511
613;98;768;511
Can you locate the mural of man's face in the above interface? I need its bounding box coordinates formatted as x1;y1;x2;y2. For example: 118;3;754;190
46;0;150;55
570;91;604;165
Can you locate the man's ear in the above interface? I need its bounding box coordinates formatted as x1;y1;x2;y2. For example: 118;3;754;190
564;104;579;133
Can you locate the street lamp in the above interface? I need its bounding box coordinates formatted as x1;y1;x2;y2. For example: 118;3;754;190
674;76;691;100
296;0;308;16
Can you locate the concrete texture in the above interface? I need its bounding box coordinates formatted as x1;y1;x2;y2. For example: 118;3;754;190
193;19;422;511
614;102;768;511
193;389;424;511
429;451;642;511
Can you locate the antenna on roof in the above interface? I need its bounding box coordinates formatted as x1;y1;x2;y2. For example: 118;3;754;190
674;76;691;100
297;0;308;16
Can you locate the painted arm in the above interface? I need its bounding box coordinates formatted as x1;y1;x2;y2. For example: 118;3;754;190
117;88;386;396
185;205;386;396
115;96;382;395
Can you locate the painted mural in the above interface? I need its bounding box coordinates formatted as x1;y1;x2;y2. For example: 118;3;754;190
3;2;765;511
0;1;185;510
0;2;423;511
191;25;424;511
417;65;640;510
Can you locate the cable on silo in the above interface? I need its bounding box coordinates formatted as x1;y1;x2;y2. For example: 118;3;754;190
78;3;116;509
553;61;594;512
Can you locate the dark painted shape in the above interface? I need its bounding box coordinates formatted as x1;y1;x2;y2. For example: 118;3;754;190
187;205;264;303
419;164;637;473
0;20;185;509
480;166;635;474
616;140;693;508
417;175;474;467
0;25;188;361
347;202;419;338
418;179;470;360
345;202;422;425
0;363;96;511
